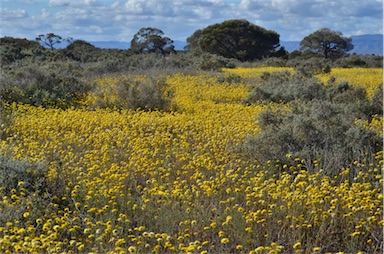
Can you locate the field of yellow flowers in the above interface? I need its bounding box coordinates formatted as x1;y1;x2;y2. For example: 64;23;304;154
0;67;382;253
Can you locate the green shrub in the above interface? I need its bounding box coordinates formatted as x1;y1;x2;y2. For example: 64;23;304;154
0;44;24;65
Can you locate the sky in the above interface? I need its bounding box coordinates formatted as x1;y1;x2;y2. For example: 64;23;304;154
0;0;383;43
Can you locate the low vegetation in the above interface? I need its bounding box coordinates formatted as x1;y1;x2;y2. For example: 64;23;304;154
0;24;383;253
0;63;382;253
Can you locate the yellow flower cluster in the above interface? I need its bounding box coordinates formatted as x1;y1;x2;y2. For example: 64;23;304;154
223;66;294;80
316;68;383;98
0;67;382;253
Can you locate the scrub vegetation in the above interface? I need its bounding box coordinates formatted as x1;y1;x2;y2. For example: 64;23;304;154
0;21;383;253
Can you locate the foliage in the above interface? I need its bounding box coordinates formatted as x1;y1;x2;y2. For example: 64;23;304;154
36;33;72;50
243;70;382;174
0;44;24;65
0;152;67;229
186;19;281;61
333;54;383;68
0;155;49;195
0;37;41;49
0;66;382;252
244;71;326;104
300;28;354;60
316;67;383;98
261;57;288;67
0;103;12;140
197;53;237;71
64;40;100;63
0;33;383;253
293;58;331;77
130;27;174;56
244;101;382;174
0;60;91;108
87;74;173;111
0;37;43;65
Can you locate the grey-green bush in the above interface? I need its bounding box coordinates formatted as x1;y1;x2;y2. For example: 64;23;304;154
90;74;173;111
242;71;382;176
244;71;325;104
0;60;91;108
243;101;382;175
0;155;49;194
0;154;67;226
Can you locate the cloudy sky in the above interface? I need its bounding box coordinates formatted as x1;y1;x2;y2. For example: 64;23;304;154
1;0;382;43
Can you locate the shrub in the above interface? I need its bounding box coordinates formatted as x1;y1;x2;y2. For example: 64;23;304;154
0;60;91;108
0;155;49;194
370;84;383;116
216;73;242;84
243;71;382;175
90;74;173;111
334;54;383;68
295;58;331;77
243;101;382;175
244;71;325;104
0;154;67;227
325;79;383;119
197;53;238;71
0;103;13;140
262;57;287;67
0;44;24;65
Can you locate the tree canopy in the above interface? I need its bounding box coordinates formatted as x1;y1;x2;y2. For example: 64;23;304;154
64;40;99;62
300;28;354;60
186;19;281;61
36;33;72;49
130;27;174;56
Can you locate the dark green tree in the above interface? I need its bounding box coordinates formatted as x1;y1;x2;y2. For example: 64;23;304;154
184;29;203;52
186;19;281;61
300;28;354;60
36;33;72;49
64;40;99;62
130;27;174;56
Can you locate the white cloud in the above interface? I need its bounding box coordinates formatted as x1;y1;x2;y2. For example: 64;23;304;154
89;25;103;34
41;8;51;19
0;0;382;42
191;6;213;19
0;8;28;20
48;0;71;7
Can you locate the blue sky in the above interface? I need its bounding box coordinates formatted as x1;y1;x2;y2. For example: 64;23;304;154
1;0;382;42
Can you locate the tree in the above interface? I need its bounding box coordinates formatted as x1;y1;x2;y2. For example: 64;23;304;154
64;40;99;62
36;33;72;49
185;19;281;61
300;28;354;60
184;29;203;52
130;27;174;56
